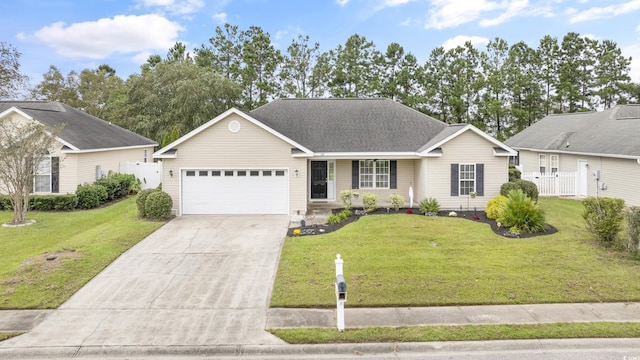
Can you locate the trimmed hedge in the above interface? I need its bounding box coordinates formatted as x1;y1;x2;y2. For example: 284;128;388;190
144;191;173;220
0;195;11;210
136;188;158;218
500;179;539;202
30;194;78;211
95;173;136;201
76;184;104;209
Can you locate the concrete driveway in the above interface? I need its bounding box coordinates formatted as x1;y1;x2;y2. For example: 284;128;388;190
1;215;290;348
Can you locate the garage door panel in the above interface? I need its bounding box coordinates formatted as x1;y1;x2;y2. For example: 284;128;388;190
182;169;288;215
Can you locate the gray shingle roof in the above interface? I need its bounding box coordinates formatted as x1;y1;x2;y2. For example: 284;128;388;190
249;98;448;152
505;105;640;157
0;101;157;150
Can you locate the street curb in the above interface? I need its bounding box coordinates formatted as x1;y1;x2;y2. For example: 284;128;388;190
2;338;640;358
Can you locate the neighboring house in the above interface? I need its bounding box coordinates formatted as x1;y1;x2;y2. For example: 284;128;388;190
505;104;640;206
0;101;157;195
154;98;515;216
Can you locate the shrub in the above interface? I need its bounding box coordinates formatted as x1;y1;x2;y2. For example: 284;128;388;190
500;179;539;202
500;182;521;197
340;190;359;210
515;179;539;202
136;188;158;218
498;189;545;234
485;195;508;220
509;165;521;182
327;213;341;224
76;184;102;209
389;194;405;211
94;185;109;203
95;173;136;201
582;197;625;245
144;191;173;220
362;193;378;213
29;195;78;211
419;198;440;214
0;195;12;210
626;206;640;252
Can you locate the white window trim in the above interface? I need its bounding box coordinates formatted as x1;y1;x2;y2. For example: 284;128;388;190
359;160;390;189
458;163;476;196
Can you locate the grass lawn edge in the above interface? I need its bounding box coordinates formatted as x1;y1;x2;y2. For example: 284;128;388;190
0;332;23;342
269;322;640;344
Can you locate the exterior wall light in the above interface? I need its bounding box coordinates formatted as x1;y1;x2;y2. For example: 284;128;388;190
169;169;174;177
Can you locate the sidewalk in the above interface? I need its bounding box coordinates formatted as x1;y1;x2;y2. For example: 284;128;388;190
3;302;639;333
267;302;640;328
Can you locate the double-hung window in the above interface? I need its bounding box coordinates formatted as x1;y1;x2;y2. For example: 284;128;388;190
459;164;475;196
550;155;559;174
33;156;51;193
359;160;390;189
538;154;546;174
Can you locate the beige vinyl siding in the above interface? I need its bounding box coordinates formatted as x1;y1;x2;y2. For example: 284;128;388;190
162;113;307;215
333;159;415;208
424;130;509;210
517;150;640;206
72;147;154;189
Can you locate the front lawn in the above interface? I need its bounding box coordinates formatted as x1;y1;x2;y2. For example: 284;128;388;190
0;197;165;309
271;198;640;307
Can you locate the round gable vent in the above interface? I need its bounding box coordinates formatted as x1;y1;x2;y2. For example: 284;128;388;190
228;120;241;133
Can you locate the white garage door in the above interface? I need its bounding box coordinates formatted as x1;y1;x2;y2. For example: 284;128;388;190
182;169;289;215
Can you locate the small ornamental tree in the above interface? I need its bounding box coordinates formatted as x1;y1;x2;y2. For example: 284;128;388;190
0;116;61;224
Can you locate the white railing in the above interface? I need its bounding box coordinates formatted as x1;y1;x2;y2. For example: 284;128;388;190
521;172;577;196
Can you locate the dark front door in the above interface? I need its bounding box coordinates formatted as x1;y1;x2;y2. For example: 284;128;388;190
311;161;328;199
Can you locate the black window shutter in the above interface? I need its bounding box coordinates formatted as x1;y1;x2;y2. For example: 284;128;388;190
352;160;359;189
51;157;59;193
390;160;397;189
476;163;484;196
451;163;459;196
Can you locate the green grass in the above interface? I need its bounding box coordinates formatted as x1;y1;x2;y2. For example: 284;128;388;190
0;332;22;341
271;198;640;307
0;197;165;309
271;322;640;344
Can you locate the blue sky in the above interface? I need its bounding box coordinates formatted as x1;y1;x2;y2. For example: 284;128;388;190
2;0;640;86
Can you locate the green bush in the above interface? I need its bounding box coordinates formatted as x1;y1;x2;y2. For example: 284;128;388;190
327;209;352;225
509;165;521;182
419;198;440;214
389;194;405;211
500;179;539;203
362;193;378;213
136;188;158;218
498;189;545;234
485;195;508;220
95;173;136;201
500;182;521;197
144;191;173;220
582;197;625;245
76;185;102;209
340;190;359;210
29;195;78;211
626;207;640;252
94;184;109;203
0;195;12;210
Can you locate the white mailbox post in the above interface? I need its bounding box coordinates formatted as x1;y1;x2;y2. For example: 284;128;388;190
335;254;347;331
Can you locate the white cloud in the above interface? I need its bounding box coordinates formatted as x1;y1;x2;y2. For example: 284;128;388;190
33;14;184;59
213;12;227;23
479;0;528;27
336;0;349;6
425;0;532;29
135;0;205;15
569;0;640;23
380;0;415;7
441;35;490;50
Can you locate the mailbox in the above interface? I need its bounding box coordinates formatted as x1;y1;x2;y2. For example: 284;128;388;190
335;274;347;301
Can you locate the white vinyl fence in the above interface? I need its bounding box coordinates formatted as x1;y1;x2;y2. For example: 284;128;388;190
120;161;162;190
521;172;577;197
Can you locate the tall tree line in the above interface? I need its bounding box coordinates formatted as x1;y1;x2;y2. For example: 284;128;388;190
16;26;640;143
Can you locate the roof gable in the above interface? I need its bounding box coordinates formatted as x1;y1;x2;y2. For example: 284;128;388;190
153;107;313;158
0;101;157;151
420;124;516;156
505;105;640;158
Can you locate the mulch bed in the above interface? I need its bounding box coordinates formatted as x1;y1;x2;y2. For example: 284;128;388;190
287;207;557;238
